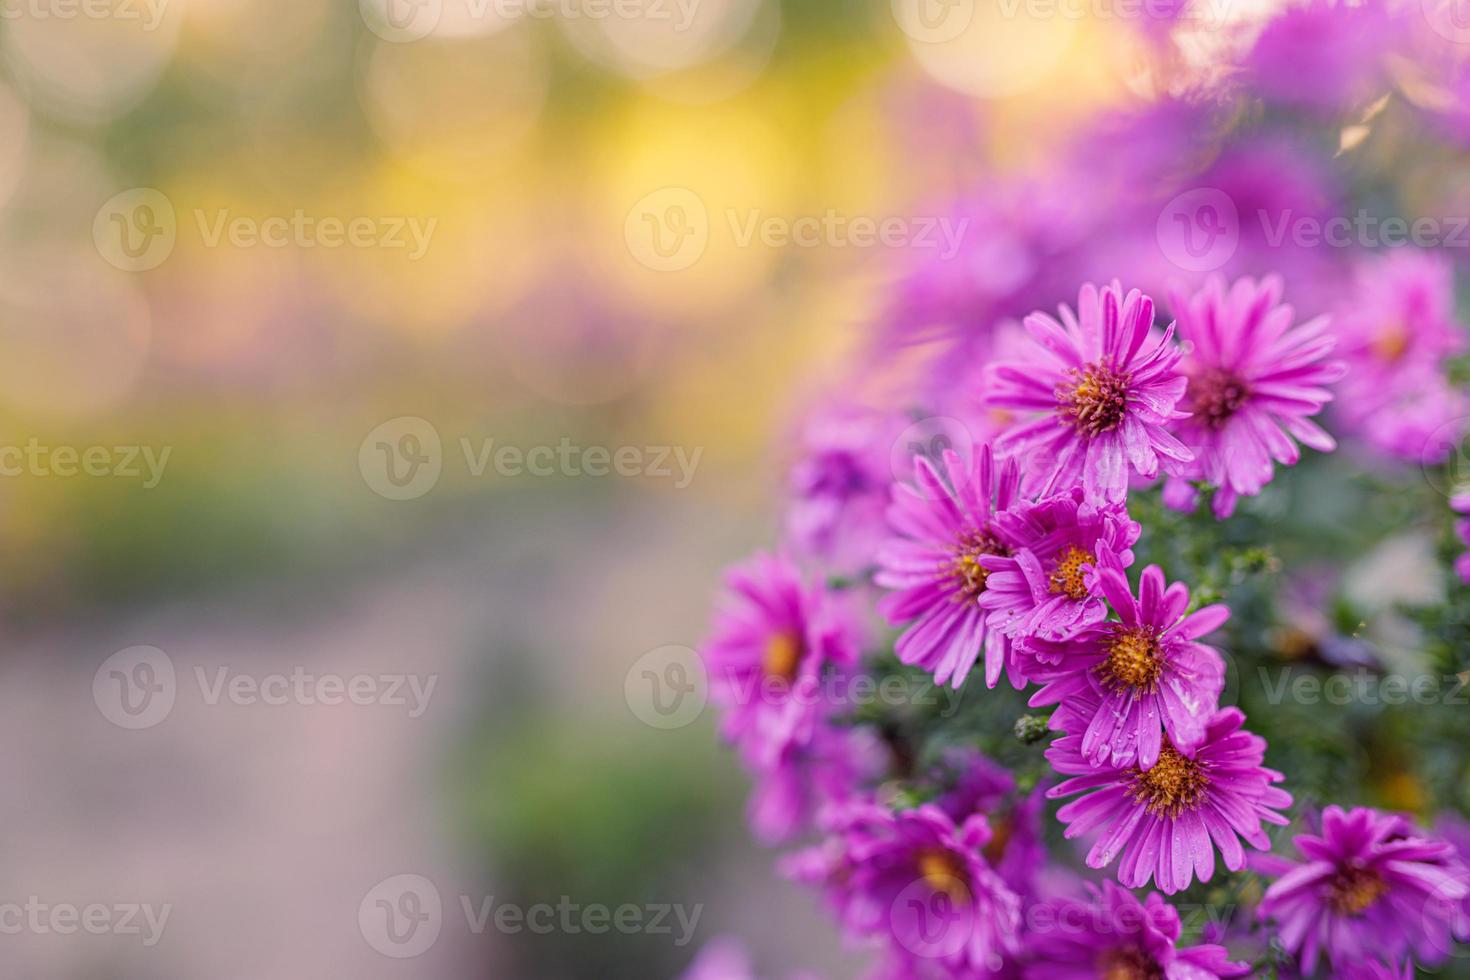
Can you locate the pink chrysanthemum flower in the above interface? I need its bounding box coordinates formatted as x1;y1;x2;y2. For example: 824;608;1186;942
1025;549;1229;768
746;725;881;845
979;487;1141;647
1433;812;1470;946
1258;806;1469;975
1337;960;1414;980
1047;706;1291;895
1024;881;1250;979
781;803;1020;974
1332;250;1469;461
983;282;1194;505
1163;275;1346;519
875;446;1025;689
678;936;821;980
1453;490;1470;585
926;749;1052;902
702;553;860;767
784;402;892;575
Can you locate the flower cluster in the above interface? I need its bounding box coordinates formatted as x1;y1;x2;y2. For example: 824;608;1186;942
684;2;1470;973
1451;489;1470;585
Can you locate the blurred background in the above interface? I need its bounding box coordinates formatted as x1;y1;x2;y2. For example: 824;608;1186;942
2;0;1464;975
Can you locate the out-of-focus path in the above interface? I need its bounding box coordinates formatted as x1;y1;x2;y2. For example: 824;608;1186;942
0;495;863;978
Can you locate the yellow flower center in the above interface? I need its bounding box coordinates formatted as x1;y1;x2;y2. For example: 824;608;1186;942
982;813;1013;865
1327;865;1388;916
1049;545;1095;600
949;528;1010;600
1099;948;1165;980
1095;625;1163;694
762;631;802;682
1371;320;1409;363
916;848;970;903
1190;367;1250;430
1058;363;1130;437
1126;744;1210;818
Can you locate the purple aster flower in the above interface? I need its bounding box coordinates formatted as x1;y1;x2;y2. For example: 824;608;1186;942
1434;812;1470;944
1258;805;1469;975
987;784;1051;904
1266;568;1380;670
1350;364;1470;463
680;937;757;980
747;724;882;845
1336;960;1414;980
1336;248;1464;368
678;936;822;980
1245;0;1401;113
1024;881;1250;978
1455;552;1470;585
875;446;1026;690
1025;549;1229;768
929;746;1015;822
1163;275;1346;519
925;748;1053;901
984;281;1193;506
784;402;893;575
1453;492;1470;586
1047;706;1292;894
702;553;861;767
781;802;1020;973
979;486;1141;646
1332;250;1468;461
